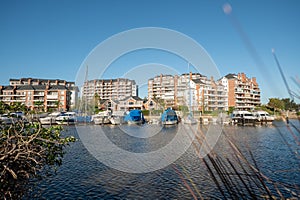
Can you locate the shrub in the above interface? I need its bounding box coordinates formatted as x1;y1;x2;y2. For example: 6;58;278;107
0;120;75;199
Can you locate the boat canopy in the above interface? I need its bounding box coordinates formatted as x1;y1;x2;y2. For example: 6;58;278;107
124;109;145;122
161;108;178;122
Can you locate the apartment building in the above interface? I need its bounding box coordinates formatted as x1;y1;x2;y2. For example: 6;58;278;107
82;78;138;102
148;73;228;111
220;73;261;110
192;77;228;112
0;78;78;111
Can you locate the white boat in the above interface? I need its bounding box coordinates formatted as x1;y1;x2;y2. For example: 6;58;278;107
110;111;125;125
231;110;257;125
55;112;77;125
253;110;274;124
92;110;112;125
40;112;62;125
149;118;160;125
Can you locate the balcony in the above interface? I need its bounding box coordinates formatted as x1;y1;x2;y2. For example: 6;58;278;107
34;92;45;96
47;95;58;99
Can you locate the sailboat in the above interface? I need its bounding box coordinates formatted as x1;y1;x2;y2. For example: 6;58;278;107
183;63;197;124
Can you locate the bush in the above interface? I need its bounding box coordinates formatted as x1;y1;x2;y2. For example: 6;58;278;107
0;120;75;199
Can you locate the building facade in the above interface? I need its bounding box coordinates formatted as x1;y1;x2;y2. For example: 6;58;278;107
220;73;261;110
0;78;78;111
82;78;138;102
148;73;228;111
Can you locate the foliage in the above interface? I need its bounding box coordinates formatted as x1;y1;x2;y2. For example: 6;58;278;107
227;106;235;115
281;98;298;111
267;98;299;112
254;105;273;114
149;109;163;116
141;110;150;116
268;98;285;111
34;101;44;113
0;102;28;114
0;101;76;199
178;105;189;113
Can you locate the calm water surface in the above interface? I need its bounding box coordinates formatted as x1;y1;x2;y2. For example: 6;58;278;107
26;120;300;199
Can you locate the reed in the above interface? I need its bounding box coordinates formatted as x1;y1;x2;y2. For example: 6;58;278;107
177;120;300;199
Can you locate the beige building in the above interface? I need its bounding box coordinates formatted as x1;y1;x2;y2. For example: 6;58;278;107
148;73;228;111
0;78;78;111
82;78;137;102
98;96;144;112
220;73;261;110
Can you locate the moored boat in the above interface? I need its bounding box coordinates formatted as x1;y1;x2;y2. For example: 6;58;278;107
231;110;257;126
124;109;145;125
55;112;77;125
39;112;62;125
110;111;125;125
92;110;112;125
253;110;274;124
0;114;13;125
161;108;179;125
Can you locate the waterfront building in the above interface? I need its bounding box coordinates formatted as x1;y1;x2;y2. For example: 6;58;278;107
0;78;78;111
118;96;144;111
148;73;228;111
143;97;162;111
82;78;138;102
97;96;143;112
148;74;175;108
220;73;261;110
192;77;228;112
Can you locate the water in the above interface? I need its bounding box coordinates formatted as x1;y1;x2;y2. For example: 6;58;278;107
26;120;300;199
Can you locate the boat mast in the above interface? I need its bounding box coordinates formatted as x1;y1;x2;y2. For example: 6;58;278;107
84;65;88;118
188;62;193;117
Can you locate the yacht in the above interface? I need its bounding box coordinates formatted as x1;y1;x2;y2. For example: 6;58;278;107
39;112;62;125
55;112;77;125
231;110;257;125
92;110;112;125
253;110;274;124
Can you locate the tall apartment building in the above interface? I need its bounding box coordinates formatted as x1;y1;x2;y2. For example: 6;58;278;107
220;73;261;110
148;73;228;111
0;78;78;111
82;78;138;102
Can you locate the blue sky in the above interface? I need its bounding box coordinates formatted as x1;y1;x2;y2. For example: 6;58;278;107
0;0;299;103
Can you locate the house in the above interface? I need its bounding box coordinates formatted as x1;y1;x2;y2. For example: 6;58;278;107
143;97;162;110
118;96;144;111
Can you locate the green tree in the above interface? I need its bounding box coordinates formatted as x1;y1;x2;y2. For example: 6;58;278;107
281;98;298;111
0;101;9;114
268;98;284;111
227;106;235;115
34;101;44;112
